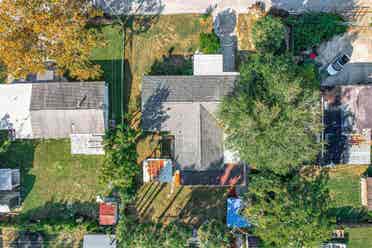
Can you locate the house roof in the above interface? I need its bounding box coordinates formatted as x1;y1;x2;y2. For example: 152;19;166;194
99;202;118;226
83;235;116;248
30;82;106;110
181;164;246;186
0;82;107;139
141;76;238;170
142;75;237;105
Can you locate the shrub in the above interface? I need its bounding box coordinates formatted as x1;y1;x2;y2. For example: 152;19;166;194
199;32;220;54
252;15;286;54
286;12;347;52
198;219;231;248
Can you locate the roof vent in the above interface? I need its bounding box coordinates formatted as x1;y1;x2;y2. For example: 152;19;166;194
77;95;87;108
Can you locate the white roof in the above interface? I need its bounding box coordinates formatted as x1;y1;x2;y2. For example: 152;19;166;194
70;134;105;155
83;235;116;248
0;84;33;138
193;54;224;75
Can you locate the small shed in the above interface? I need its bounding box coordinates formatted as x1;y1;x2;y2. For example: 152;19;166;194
0;191;20;213
361;176;372;210
99;201;118;226
227;198;250;228
0;169;20;191
83;234;116;248
143;159;173;183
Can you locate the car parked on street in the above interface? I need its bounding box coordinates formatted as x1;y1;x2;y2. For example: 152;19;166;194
327;53;350;76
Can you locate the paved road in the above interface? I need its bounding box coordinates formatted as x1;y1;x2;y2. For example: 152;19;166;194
94;0;362;15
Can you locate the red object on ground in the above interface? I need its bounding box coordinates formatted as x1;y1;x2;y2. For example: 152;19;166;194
228;187;238;198
99;202;118;225
309;53;317;59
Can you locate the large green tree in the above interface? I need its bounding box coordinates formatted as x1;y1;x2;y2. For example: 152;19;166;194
245;169;332;247
252;15;286;54
116;221;192;248
198;219;231;248
219;54;321;175
100;115;141;202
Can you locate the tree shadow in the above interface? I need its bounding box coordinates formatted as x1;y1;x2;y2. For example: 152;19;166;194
141;86;170;131
13;200;100;224
92;59;132;122
328;206;368;224
0;140;36;204
149;48;193;76
177;187;227;227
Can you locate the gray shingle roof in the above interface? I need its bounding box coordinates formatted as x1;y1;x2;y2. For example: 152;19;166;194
142;76;237;105
141;76;238;171
30;82;106;110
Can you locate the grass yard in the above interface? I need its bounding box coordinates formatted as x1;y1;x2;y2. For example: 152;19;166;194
345;226;372;248
124;14;213;113
135;182;228;226
0;139;104;218
327;165;369;222
91;25;124;121
328;165;368;208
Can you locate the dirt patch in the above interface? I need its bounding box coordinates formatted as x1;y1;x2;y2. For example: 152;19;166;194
236;13;261;52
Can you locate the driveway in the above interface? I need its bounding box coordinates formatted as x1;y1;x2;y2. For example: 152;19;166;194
318;31;372;86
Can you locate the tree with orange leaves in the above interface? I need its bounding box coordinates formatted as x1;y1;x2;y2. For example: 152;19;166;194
0;0;103;81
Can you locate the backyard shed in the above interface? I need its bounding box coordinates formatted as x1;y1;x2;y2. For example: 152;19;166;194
0;169;20;191
83;234;116;248
0;191;20;213
99;201;118;226
361;176;372;210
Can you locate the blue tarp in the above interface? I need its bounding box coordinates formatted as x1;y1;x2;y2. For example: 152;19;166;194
227;198;251;228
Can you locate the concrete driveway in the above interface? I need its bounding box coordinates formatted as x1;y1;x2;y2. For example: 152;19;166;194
318;31;372;86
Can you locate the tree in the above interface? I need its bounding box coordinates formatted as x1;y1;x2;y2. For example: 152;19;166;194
0;0;103;81
244;169;332;247
198;219;231;248
252;15;286;54
100;114;141;202
199;32;221;54
286;12;347;53
219;54;321;175
117;220;192;248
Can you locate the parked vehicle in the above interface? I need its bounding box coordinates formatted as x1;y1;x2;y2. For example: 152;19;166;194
327;54;350;76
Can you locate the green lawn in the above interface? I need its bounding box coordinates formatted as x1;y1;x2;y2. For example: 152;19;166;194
346;226;372;248
135;182;228;226
327;165;369;222
0;139;104;218
91;24;124;121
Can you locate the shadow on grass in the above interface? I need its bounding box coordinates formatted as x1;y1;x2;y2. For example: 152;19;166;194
0;140;36;203
328;206;368;224
92;59;132;121
149;48;193;76
178;187;227;227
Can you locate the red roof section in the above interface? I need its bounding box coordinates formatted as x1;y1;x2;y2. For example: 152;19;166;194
99;202;118;225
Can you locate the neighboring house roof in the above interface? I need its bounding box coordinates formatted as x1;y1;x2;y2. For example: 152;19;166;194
141;76;238;170
227;198;250;228
0;169;20;191
83;235;116;248
323;85;372;164
30;82;105;110
0;82;107;139
99;202;118;226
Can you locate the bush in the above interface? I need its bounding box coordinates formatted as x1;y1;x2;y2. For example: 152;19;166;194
286;12;347;52
199;32;220;54
198;219;231;248
252;15;286;54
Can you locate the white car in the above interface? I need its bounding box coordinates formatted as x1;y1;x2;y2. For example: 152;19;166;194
327;54;350;76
